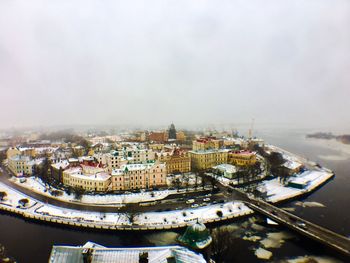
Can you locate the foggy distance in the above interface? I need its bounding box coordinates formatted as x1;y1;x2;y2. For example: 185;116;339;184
0;0;349;130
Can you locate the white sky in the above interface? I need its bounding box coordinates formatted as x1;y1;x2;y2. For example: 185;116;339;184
0;0;349;130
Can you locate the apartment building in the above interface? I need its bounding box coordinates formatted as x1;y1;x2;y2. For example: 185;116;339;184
111;162;167;191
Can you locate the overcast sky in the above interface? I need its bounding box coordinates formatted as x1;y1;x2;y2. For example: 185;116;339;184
0;0;349;130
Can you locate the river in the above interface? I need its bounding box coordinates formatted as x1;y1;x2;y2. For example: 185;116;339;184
1;128;349;262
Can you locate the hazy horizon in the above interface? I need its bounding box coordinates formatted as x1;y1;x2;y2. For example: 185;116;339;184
1;1;349;130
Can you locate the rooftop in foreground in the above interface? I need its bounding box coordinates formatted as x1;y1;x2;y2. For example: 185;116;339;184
49;242;206;263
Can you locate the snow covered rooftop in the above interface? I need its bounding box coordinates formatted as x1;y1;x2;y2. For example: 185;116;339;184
283;160;303;170
64;167;82;174
49;243;206;263
189;149;230;154
27;158;44;166
78;156;94;162
70;172;110;182
112;163;165;175
288;170;327;185
213;164;237;173
51;160;70;170
9;155;31;162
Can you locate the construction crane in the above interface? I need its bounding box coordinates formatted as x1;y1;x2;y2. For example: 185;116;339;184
248;118;255;139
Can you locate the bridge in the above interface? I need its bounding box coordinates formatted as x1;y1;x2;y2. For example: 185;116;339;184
244;197;350;257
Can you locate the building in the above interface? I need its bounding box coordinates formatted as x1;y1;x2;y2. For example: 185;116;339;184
228;150;257;166
95;148;156;172
176;131;186;141
148;143;164;151
8;155;42;176
157;149;191;174
6;147;36;159
50;160;70;182
149;131;168;143
62;165;111;192
192;137;223;151
49;242;206;263
111;162;167;191
188;149;229;170
168;123;177;140
282;159;304;175
213;164;237;179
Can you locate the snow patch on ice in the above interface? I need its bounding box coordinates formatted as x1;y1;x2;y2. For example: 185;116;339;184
255;247;272;260
295;201;326;208
260;231;294;249
242;235;261;242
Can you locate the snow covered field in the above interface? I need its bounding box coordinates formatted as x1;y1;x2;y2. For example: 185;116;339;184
257;170;333;203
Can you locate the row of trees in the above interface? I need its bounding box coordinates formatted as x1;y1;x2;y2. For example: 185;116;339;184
168;171;216;192
233;162;262;185
254;144;291;183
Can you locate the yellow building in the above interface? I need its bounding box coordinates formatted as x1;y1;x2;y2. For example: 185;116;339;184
8;155;42;176
7;147;36;159
111;162;167;191
157;149;191;174
192;137;223;151
176;131;186;141
188;149;229;170
149;143;164;151
228;151;257;166
62;166;111;192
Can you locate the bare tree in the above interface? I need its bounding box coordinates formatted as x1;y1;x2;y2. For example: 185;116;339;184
211;227;238;263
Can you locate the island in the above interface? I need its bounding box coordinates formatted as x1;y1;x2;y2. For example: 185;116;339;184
307;132;350;144
0;127;334;231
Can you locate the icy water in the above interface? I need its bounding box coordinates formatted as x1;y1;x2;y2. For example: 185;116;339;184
1;129;350;262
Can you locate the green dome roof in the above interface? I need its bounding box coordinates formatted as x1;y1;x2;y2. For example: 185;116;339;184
178;222;212;249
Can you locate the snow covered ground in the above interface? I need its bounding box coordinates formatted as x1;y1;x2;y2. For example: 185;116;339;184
257;169;333;203
10;176;200;205
0;182;36;208
1;180;253;229
35;201;252;228
134;202;251;226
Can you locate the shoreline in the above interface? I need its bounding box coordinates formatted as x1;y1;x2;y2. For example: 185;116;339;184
0;170;334;231
0;145;335;231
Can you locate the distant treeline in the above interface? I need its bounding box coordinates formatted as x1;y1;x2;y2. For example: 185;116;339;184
38;131;90;146
306;132;350;144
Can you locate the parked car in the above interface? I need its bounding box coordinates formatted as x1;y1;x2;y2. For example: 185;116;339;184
186;199;195;204
191;204;199;208
19;178;27;183
203;198;210;202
